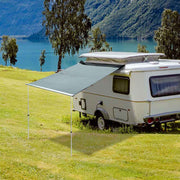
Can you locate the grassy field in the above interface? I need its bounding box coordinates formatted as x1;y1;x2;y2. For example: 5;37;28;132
0;66;180;180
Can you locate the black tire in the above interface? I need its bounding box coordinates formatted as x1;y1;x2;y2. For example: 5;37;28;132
96;114;106;130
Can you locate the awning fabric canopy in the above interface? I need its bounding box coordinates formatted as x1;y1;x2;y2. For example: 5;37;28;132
27;63;120;97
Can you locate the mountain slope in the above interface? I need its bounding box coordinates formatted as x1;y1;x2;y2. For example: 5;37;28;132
0;0;180;39
0;0;43;36
92;0;180;39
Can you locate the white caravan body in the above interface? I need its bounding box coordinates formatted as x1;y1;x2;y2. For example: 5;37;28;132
73;52;180;127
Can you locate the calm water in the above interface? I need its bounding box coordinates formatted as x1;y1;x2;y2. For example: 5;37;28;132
0;39;157;72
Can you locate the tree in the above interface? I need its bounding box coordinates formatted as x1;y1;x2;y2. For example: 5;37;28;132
7;38;18;66
39;50;46;72
137;44;149;53
154;9;180;59
90;27;112;52
43;0;91;71
0;36;18;66
0;36;9;66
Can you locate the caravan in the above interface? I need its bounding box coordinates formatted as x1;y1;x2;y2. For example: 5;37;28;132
28;52;180;130
73;52;180;130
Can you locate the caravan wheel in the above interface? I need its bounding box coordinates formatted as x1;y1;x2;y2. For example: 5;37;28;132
97;115;106;130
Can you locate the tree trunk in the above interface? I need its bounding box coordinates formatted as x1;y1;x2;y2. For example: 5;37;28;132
57;55;62;72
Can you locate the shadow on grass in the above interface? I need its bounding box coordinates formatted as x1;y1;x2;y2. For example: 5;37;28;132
50;120;180;155
50;132;134;155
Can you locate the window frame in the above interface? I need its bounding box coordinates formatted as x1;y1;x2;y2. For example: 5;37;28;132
149;74;180;98
113;75;130;95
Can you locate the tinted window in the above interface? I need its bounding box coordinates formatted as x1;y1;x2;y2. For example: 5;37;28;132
150;74;180;97
113;76;130;94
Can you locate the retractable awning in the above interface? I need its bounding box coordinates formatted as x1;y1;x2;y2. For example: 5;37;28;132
26;57;121;156
27;62;121;96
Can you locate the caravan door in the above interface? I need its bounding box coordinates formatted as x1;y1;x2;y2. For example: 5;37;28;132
112;75;130;122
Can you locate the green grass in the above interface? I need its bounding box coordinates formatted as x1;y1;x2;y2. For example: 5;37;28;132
0;66;180;180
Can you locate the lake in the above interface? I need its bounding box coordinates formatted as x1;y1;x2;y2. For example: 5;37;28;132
0;39;157;72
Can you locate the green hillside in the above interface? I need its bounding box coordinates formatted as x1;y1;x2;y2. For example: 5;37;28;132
29;0;180;40
91;0;180;39
0;0;43;36
0;0;179;39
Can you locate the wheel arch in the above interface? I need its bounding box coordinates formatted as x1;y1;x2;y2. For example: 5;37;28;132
94;107;109;120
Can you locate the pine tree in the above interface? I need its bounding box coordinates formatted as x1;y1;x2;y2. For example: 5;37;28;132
154;9;180;59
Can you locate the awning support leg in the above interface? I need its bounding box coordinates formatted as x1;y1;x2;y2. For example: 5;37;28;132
27;86;30;139
70;96;73;156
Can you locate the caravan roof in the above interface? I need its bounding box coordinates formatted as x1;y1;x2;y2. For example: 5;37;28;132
123;60;180;72
80;52;180;72
80;52;165;64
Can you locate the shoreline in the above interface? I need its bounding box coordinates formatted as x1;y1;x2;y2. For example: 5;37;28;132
0;35;28;40
0;35;155;41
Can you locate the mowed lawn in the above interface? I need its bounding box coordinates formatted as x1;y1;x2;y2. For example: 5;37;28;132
0;66;180;180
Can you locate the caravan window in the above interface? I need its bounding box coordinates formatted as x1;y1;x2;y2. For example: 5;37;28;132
113;76;130;94
150;74;180;97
